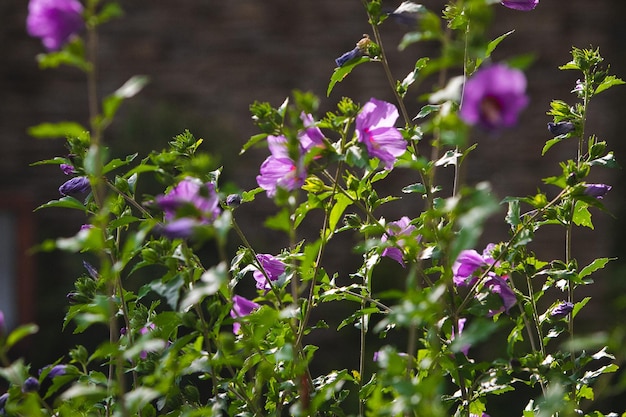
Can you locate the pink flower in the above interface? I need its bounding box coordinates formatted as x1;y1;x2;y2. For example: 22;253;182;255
155;177;221;238
381;217;418;267
230;295;260;334
460;64;529;131
26;0;84;51
298;113;325;152
253;254;286;291
356;98;406;169
256;135;307;197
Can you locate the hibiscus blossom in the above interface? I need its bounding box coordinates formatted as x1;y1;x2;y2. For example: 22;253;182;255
356;98;406;169
460;64;529;131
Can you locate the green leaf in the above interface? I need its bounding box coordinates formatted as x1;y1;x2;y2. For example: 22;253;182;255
402;183;426;194
579;258;613;279
102;75;149;121
329;193;353;235
35;196;88;212
542;137;564;156
590;151;619;168
5;324;39;350
414;104;440;120
240;133;268;155
28;121;87;139
102;153;137;175
327;57;371;96
477;30;514;68
594;75;625;95
264;208;292;232
573;202;593;229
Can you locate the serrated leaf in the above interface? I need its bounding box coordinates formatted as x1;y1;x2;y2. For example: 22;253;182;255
102;153;137;175
573;202;593;229
579;258;612;279
327;57;371;96
595;75;625;95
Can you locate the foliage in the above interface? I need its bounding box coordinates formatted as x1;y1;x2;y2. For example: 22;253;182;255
3;0;625;416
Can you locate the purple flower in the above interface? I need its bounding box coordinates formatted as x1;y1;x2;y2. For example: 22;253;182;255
22;377;40;393
155;178;221;237
381;217;418;267
40;364;67;378
0;311;4;336
551;301;574;318
501;0;539;11
82;260;98;280
485;275;516;316
157;218;205;239
583;183;612;199
156;178;220;222
253;254;286;291
256;135;308;197
59;163;75;175
356;98;406;169
257;156;305;197
547;121;575;136
230;295;260;334
298;113;325;152
460;64;529;131
452;246;497;287
59;176;90;196
26;0;84;51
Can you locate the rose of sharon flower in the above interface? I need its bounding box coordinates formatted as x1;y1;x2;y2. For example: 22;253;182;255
485;275;516;316
230;295;260;334
356;98;406;169
453;244;516;315
460;64;529;131
381;216;418;267
298;113;325;152
257;135;307;197
155;177;221;238
253;254;286;291
501;0;539;11
26;0;84;51
452;244;497;286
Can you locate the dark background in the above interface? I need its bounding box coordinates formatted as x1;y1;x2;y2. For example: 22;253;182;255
2;0;626;414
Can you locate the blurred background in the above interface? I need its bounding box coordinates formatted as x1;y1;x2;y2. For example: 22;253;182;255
2;0;626;413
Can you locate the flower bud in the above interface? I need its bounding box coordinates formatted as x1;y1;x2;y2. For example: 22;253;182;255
225;193;242;208
550;301;574;319
547;121;575;136
22;377;40;393
59;176;90;196
583;183;612;199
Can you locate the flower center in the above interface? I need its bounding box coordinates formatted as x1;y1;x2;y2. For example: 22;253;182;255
480;95;503;126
